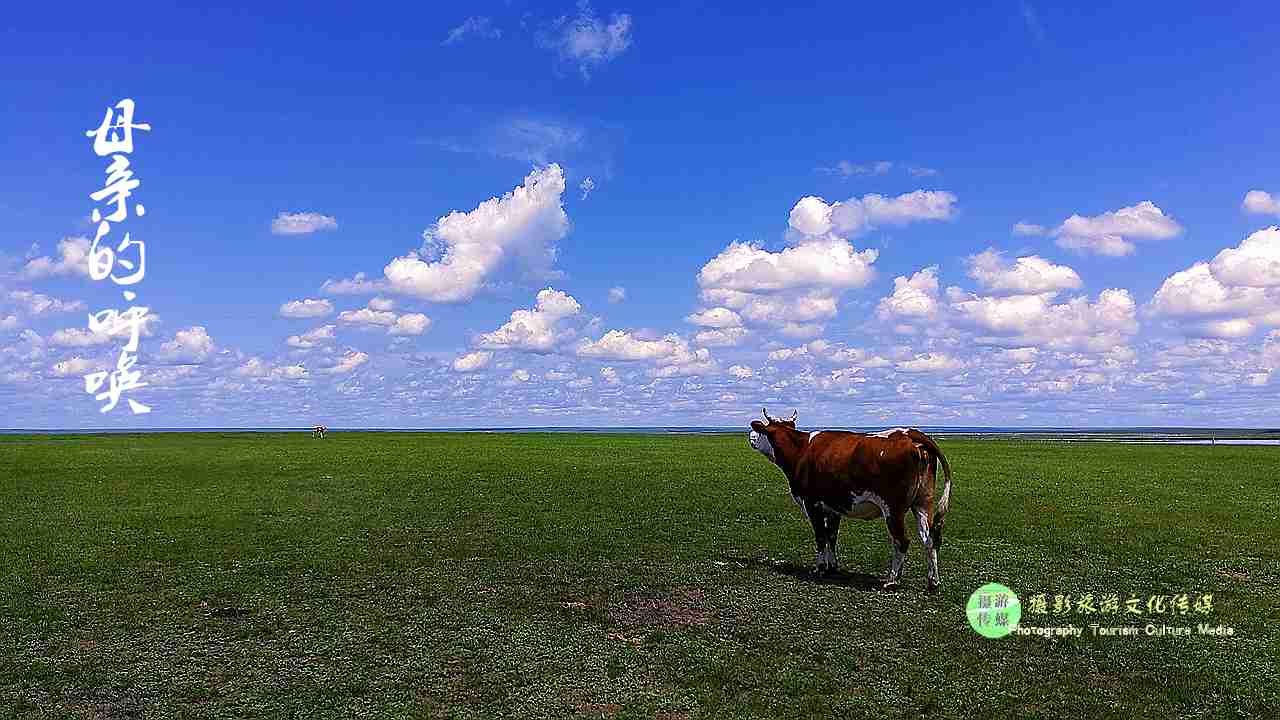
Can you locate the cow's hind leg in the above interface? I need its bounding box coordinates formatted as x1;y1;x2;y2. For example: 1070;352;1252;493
826;512;842;572
805;501;835;574
914;506;941;594
882;510;909;589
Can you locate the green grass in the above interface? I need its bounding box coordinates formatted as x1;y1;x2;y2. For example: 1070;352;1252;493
1;432;1277;719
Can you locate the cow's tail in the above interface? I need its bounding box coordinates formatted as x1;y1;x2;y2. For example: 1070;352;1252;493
908;429;952;549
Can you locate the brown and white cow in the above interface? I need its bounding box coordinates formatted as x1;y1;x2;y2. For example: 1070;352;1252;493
749;409;953;593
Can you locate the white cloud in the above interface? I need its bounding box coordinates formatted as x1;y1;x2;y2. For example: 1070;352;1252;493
1207;226;1280;287
50;356;104;377
1052;201;1182;256
693;327;748;347
287;324;337;349
22;237;90;279
697;238;878;293
49;312;159;348
952;288;1138;351
576;330;716;377
368;297;396;311
326;165;568;303
157;326;214;363
389;313;431;336
1012;221;1047;237
896;353;964;373
1243;190;1280;216
787;190;957;239
685;307;742;328
728;364;754;379
600;366;620;385
7;290;86;316
967;250;1083;295
0;315;17;331
452;350;493;372
235;358;308;380
443;16;501;45
476;288;581;352
607;286;626;304
1150;236;1280;338
337;307;398;327
279;298;334;318
271;212;338;235
509;368;531;383
542;3;633;80
580;177;596;200
877;266;940;321
324;350;369;375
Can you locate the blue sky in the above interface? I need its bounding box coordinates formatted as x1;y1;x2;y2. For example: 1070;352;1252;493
2;1;1279;428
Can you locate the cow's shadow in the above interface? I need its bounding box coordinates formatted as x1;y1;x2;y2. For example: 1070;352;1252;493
723;555;883;591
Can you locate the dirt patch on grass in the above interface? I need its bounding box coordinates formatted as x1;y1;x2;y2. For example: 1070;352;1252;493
608;587;711;629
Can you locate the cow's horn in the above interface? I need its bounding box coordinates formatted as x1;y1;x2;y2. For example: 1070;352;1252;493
762;407;775;423
788;409;798;422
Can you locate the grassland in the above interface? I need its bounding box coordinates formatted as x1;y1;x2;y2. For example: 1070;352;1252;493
1;432;1278;719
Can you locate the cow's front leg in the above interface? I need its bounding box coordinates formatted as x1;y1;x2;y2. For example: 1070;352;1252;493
805;500;833;574
882;510;909;589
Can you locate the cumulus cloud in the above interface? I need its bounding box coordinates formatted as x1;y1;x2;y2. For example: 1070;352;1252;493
452;350;493;372
1242;190;1280;216
287;324;337;349
685;307;742;328
476;288;581;352
22;237;91;279
7;290;85;316
324;350;369;375
279;298;334;318
787;190;957;239
599;366;621;385
580;177;596;200
156;326;214;363
896;353;964;373
576;330;716;377
698;238;878;293
236;357;308;380
1207;226;1280;287
271;212;338;235
952;288;1138;351
1051;201;1182;256
693;327;749;347
325;165;569;302
49;313;160;348
389;313;431;336
1148;227;1280;338
443;16;501;45
337;306;398;327
877;267;941;322
728;364;754;379
607;286;626;304
50;356;104;377
541;2;633;80
967;250;1083;295
336;301;431;337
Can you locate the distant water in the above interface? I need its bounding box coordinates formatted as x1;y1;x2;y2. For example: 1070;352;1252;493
1;426;1278;444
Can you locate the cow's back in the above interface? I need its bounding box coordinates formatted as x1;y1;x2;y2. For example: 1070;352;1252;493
795;430;923;509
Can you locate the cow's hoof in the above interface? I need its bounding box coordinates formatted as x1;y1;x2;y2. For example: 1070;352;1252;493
925;581;940;595
881;579;901;591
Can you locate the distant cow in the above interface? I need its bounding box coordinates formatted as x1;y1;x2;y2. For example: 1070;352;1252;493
312;425;327;439
749;409;953;593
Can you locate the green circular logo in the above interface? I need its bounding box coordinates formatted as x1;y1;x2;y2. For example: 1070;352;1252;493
967;583;1021;638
